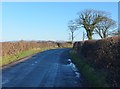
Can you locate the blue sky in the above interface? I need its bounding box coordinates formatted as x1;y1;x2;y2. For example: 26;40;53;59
2;2;118;42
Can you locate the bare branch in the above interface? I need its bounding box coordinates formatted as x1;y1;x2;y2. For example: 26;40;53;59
95;17;116;38
68;20;79;44
77;9;112;40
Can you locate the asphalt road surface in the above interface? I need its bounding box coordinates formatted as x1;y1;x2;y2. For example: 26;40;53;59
2;48;85;87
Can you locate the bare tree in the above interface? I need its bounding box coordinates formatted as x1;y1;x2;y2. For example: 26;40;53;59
68;20;78;45
95;18;116;38
77;9;108;40
82;31;85;41
110;29;120;36
111;23;120;36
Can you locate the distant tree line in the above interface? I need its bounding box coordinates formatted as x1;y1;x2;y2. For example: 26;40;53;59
68;9;118;42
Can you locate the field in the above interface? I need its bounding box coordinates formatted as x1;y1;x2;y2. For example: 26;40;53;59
1;41;71;67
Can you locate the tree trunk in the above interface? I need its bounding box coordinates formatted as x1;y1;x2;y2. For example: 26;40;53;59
71;32;74;46
87;30;92;40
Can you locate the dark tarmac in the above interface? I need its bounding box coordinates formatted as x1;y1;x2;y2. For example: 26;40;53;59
2;48;84;87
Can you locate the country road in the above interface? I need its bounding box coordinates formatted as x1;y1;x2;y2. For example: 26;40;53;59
2;48;85;87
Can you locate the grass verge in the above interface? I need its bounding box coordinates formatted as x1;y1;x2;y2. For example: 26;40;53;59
0;47;56;67
69;49;109;87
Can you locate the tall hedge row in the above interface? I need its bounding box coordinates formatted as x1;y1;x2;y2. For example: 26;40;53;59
73;36;120;87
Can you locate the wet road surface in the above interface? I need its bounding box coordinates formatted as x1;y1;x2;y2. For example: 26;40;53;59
2;48;83;87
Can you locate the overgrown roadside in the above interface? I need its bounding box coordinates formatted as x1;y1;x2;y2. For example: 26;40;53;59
69;49;109;87
1;47;56;67
1;41;56;67
1;41;72;67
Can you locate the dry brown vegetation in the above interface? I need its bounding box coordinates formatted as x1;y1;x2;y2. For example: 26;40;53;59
2;41;56;57
73;36;120;87
2;41;71;57
1;41;71;66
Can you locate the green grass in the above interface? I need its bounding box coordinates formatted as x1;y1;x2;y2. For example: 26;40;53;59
69;49;109;87
0;47;56;67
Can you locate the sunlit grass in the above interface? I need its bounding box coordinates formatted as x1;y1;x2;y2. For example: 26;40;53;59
1;47;57;67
